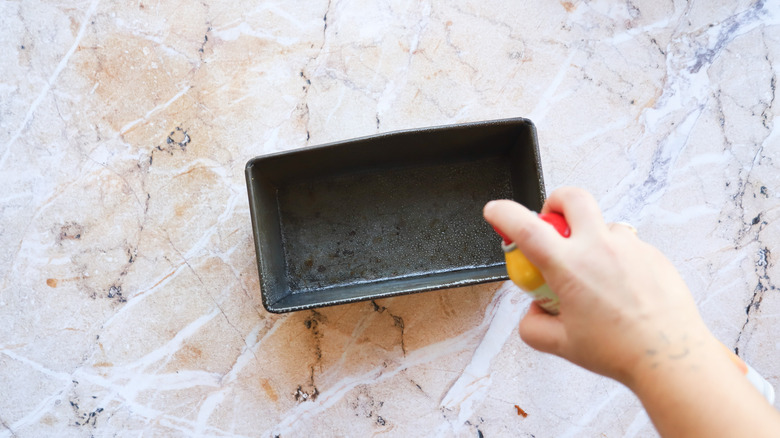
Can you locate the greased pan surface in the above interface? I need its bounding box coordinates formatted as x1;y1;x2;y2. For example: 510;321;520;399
245;118;545;313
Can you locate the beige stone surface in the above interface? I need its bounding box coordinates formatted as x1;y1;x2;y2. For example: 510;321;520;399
1;0;779;436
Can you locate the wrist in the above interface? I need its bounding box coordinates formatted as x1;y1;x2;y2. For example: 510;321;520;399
618;326;780;438
620;323;724;393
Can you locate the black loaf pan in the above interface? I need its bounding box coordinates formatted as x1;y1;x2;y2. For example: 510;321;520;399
245;118;545;313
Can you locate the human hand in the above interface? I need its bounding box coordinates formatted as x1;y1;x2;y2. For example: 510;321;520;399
483;187;715;385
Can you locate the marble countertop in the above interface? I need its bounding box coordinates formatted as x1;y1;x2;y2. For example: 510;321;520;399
2;0;779;436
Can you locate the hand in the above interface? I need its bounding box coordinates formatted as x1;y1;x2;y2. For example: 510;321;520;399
483;187;713;384
484;186;780;437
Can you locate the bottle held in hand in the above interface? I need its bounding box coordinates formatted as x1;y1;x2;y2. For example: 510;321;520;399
493;212;569;314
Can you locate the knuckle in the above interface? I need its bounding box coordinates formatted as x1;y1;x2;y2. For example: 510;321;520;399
570;188;596;207
556;186;586;200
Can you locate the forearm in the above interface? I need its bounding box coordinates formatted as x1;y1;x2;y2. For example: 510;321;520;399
626;331;780;438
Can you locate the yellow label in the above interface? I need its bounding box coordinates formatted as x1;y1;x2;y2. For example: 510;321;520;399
505;249;545;291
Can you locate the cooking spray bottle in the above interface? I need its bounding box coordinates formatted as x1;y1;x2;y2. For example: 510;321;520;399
493;212;775;403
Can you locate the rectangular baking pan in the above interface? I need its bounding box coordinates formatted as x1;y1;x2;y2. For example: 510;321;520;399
245;118;545;313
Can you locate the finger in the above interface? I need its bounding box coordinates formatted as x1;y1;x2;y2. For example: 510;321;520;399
484;199;565;269
608;221;638;237
541;187;607;235
518;302;566;354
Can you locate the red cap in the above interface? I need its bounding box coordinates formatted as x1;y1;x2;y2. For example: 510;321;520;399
539;212;571;238
491;225;513;246
492;212;570;244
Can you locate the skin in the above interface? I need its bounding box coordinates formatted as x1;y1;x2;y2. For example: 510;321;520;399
483;187;780;438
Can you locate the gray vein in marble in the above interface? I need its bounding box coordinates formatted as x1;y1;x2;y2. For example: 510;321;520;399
603;1;779;222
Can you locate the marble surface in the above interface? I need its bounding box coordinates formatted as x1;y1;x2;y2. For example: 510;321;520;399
1;0;779;436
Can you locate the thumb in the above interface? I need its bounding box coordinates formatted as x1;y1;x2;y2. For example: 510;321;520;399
519;302;566;355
